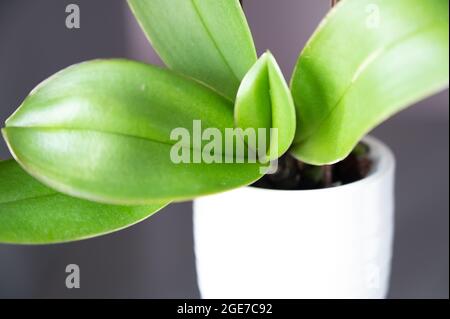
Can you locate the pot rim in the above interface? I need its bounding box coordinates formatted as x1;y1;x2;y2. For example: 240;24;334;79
245;135;396;194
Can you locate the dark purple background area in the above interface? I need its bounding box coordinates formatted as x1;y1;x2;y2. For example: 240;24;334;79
0;0;448;298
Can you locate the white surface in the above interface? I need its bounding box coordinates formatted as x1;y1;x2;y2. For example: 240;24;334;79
194;136;396;299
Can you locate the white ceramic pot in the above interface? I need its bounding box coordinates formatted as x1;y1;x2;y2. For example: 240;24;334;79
193;136;395;299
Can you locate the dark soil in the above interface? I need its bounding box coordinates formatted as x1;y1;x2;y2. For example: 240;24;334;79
252;142;372;190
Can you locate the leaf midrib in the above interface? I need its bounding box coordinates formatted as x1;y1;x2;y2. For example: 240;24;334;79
0;192;58;206
5;125;179;148
190;0;241;84
4;125;245;159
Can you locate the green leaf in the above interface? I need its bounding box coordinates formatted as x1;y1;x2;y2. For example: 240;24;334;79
127;0;257;100
0;160;167;244
290;0;449;164
2;59;263;205
235;52;296;161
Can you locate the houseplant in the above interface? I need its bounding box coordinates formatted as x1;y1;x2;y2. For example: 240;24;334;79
0;0;448;298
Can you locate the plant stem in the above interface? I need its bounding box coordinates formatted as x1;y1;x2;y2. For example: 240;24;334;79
322;165;333;187
331;0;340;7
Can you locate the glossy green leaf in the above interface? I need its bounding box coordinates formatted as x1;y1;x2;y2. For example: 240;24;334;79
290;0;449;164
0;160;167;244
2;59;263;205
127;0;257;100
235;52;296;161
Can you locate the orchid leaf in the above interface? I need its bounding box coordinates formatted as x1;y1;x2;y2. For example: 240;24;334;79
290;0;449;164
235;52;296;161
128;0;257;100
2;59;263;205
0;160;168;244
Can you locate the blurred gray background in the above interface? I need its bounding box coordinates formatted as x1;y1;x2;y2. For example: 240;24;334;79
0;0;448;298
